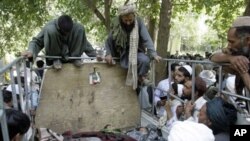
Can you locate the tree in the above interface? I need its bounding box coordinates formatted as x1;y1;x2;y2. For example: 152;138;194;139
0;0;48;57
155;0;172;83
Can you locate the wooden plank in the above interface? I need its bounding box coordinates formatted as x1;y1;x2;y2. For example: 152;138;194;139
35;63;140;133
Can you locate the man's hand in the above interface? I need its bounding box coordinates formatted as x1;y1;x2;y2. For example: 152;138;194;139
184;101;195;119
153;55;162;63
96;56;103;62
229;55;249;73
21;51;33;58
105;54;113;65
157;99;166;107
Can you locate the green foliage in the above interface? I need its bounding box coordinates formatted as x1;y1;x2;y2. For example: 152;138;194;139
0;0;49;58
0;0;248;58
137;0;161;23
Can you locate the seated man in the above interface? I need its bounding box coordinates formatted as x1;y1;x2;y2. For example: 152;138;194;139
22;15;96;70
104;3;161;89
0;109;31;141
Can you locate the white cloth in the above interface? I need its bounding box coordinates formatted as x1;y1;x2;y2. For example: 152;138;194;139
118;3;136;16
171;99;182;119
6;84;23;94
168;121;215;141
225;74;236;93
182;65;192;76
199;70;216;87
165;100;183;129
154;78;171;117
190;97;207;122
177;84;184;97
154;78;171;104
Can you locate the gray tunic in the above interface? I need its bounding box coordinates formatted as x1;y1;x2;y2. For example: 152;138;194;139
28;18;96;62
105;17;157;76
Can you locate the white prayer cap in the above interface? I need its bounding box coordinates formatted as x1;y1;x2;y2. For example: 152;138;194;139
232;16;250;27
6;84;23;95
182;65;192;76
199;70;216;87
118;3;136;16
168;121;215;141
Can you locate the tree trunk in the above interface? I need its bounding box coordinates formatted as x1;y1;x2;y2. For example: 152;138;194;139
243;0;250;16
147;0;158;42
85;0;112;33
155;0;172;84
148;17;157;42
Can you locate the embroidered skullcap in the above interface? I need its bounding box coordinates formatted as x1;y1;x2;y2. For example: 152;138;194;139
232;16;250;27
168;121;215;141
182;65;192;76
118;3;136;16
199;70;216;87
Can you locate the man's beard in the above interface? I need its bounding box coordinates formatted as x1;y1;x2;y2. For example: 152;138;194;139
231;46;250;58
121;21;135;33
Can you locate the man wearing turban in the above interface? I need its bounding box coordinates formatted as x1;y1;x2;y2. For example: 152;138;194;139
104;3;161;89
22;15;96;69
198;97;237;141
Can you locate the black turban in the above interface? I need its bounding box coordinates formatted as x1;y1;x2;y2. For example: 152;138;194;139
206;97;237;134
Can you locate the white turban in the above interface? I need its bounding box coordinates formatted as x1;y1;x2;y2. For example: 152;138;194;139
232;16;250;27
118;3;136;16
168;121;215;141
199;70;216;87
170;99;182;119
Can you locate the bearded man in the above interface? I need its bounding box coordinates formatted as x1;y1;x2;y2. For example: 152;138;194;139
210;16;250;92
104;3;161;89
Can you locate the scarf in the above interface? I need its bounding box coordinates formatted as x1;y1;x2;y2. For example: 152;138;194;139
125;19;139;89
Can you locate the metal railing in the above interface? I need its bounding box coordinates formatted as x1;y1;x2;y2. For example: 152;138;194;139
0;57;32;141
142;58;250;123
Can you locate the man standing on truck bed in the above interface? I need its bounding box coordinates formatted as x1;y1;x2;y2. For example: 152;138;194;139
22;15;96;70
104;3;161;89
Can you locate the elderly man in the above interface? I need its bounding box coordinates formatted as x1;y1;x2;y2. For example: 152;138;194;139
210;16;250;91
105;3;161;89
22;15;96;69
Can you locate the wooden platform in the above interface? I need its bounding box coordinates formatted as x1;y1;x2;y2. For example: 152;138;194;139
35;63;140;133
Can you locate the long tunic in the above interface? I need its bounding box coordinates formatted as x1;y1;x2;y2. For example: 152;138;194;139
28;18;96;61
105;17;157;76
